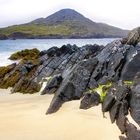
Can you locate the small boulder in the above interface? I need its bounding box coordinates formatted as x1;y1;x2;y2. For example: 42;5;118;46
125;122;140;140
80;92;100;109
116;104;127;134
41;74;63;95
102;91;115;112
109;102;121;123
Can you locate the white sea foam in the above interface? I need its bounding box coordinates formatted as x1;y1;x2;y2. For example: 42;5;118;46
0;52;14;66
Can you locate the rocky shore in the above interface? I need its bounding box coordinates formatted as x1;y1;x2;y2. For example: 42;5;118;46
0;27;140;139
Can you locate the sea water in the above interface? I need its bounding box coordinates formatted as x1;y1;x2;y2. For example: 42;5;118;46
0;38;118;66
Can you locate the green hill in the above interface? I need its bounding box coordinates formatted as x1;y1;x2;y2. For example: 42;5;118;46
0;9;129;39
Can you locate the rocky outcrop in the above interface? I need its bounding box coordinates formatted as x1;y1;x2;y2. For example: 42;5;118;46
80;92;100;109
130;72;140;125
122;27;140;45
41;74;63;95
1;27;140;140
119;121;140;140
47;58;99;114
0;44;103;93
102;83;130;132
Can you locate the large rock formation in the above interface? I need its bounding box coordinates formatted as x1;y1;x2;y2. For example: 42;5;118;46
0;44;103;93
1;27;140;140
80;91;100;109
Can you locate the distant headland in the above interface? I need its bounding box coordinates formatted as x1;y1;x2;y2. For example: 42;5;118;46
0;9;128;40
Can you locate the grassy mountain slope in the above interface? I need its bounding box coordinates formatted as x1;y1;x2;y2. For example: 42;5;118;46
0;9;129;39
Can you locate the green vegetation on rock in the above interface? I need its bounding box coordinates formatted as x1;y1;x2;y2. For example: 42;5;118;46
123;81;133;85
85;82;112;102
0;66;11;76
0;63;16;78
9;48;40;60
0;71;20;89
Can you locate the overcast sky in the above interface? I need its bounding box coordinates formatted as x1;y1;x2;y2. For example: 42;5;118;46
0;0;140;29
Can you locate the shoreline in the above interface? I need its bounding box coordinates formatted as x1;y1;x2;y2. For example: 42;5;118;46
0;89;122;140
0;37;121;40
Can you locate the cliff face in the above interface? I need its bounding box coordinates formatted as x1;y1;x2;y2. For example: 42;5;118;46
1;27;140;139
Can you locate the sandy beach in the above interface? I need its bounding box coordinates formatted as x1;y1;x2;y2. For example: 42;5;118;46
0;89;122;140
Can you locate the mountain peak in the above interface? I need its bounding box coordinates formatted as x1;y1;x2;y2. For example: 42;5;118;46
50;8;85;18
31;8;86;25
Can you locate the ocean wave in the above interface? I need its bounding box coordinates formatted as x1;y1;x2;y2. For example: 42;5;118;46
0;52;14;66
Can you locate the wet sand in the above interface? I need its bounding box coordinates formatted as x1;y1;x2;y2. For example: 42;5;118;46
0;89;122;140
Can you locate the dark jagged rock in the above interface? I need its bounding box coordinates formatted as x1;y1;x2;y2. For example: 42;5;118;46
80;92;100;109
47;58;99;114
122;27;140;46
102;83;130;129
41;47;59;57
116;104;127;134
102;84;117;112
42;44;79;57
130;72;140;126
109;102;121;123
46;82;75;114
119;121;140;140
121;52;140;81
91;40;131;85
46;95;64;114
41;74;63;95
81;44;104;58
103;83;130;109
125;122;140;140
102;92;115;112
